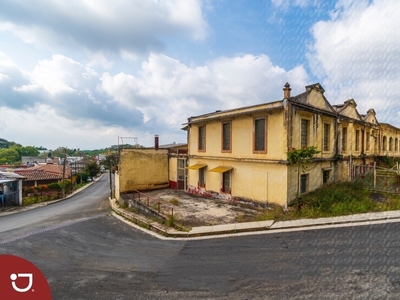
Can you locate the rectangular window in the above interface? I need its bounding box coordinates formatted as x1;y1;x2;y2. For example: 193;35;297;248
199;168;205;188
301;119;309;148
222;171;231;193
300;174;308;194
355;130;360;151
323;170;330;184
178;159;185;169
254;118;266;152
222;122;231;152
342;127;347;152
198;125;206;151
323;123;330;151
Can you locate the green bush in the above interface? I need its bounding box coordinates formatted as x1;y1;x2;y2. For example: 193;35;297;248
48;182;61;190
75;173;89;184
299;182;375;217
169;198;180;206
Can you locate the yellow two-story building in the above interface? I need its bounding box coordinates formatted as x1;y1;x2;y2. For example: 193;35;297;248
185;83;400;207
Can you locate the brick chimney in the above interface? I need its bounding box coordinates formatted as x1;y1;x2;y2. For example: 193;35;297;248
154;135;159;150
283;82;291;99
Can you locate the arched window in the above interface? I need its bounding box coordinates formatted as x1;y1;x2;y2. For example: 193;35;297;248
389;137;393;151
383;136;387;151
396;138;398;152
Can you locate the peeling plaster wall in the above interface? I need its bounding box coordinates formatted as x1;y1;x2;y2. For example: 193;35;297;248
187;158;288;206
118;148;169;193
380;124;400;157
186;84;400;207
187;109;289;206
291;108;336;159
189;110;287;161
288;161;333;203
115;171;120;200
169;156;178;189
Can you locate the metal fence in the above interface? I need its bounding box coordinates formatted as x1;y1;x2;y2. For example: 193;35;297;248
1;191;18;208
351;162;400;193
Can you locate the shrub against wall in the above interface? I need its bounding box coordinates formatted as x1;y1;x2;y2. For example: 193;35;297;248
22;180;74;205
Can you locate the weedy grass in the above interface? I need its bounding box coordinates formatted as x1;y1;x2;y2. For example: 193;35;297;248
256;181;400;221
299;181;374;217
169;198;180;206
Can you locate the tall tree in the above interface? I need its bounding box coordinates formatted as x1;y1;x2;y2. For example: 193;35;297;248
14;146;40;157
86;161;101;180
0;148;20;164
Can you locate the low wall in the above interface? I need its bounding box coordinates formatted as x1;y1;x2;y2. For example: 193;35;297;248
120;194;165;223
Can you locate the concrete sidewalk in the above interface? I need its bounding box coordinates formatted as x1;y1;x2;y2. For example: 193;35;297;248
110;198;400;238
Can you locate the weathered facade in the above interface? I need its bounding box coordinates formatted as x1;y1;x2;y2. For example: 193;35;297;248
115;148;170;197
114;143;188;200
185;83;400;207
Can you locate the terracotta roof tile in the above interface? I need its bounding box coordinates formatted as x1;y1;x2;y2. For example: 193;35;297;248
14;169;63;181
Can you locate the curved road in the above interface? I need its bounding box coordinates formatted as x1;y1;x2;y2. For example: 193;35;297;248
1;176;400;299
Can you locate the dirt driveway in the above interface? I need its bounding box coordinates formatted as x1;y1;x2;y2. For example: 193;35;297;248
121;188;268;227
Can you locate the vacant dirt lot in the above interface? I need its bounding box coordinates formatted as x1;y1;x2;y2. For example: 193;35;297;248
121;188;268;227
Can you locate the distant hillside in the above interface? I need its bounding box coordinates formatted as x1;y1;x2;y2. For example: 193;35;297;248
0;138;47;150
0;137;132;164
0;138;9;149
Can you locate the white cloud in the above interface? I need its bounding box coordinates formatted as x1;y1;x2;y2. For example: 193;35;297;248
0;105;132;149
271;0;317;9
99;53;310;131
31;55;98;96
0;52;43;109
0;0;208;60
85;50;114;69
309;0;400;124
1;48;309;149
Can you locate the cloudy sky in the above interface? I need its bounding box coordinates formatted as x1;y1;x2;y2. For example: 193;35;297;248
0;0;398;150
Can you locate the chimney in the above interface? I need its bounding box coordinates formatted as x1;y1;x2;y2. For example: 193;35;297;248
283;82;291;99
154;135;159;150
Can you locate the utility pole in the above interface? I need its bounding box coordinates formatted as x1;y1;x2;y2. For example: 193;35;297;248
61;148;67;198
70;161;73;194
107;150;114;198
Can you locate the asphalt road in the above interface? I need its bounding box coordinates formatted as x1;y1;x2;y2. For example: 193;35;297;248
1;176;400;299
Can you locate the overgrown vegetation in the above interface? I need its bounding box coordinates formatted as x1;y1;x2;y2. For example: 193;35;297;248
379;155;400;168
257;181;400;221
169;198;180;206
287;146;321;198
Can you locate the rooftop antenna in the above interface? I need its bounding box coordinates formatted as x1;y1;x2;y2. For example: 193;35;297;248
118;136;139;150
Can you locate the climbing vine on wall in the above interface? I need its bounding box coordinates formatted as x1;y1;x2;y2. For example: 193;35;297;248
287;146;321;201
287;146;320;171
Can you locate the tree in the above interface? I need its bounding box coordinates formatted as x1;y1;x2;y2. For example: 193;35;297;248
287;146;321;200
85;161;100;180
0;138;9;149
14;146;40;157
51;147;75;157
0;148;20;164
75;172;89;184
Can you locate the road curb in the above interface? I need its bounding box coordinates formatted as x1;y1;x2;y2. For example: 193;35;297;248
110;198;400;238
110;199;285;238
